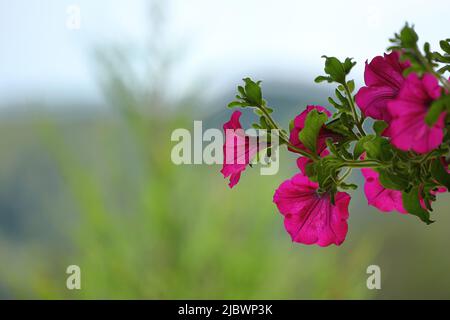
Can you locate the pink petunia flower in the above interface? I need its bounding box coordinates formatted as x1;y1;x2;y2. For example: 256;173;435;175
273;173;351;246
362;167;447;214
386;73;444;154
221;110;263;188
361;168;407;214
355;51;409;122
289;105;337;155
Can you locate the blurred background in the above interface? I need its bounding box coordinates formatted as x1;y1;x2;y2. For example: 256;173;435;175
0;0;449;299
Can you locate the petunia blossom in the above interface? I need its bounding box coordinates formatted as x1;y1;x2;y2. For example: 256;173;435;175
355;51;409;122
361;168;407;214
362;167;447;214
386;73;444;154
273;173;351;246
220;110;264;188
289;105;338;155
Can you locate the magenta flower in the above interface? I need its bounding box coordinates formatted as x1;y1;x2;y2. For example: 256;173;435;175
289;105;337;155
386;73;444;154
361;168;407;214
221;110;262;188
296;157;310;175
362;166;447;214
273;173;350;246
355;51;409;122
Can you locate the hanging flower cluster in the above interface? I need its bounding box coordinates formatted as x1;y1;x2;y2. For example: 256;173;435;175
220;25;450;246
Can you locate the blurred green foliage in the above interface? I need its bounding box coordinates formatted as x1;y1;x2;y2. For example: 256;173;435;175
0;1;449;300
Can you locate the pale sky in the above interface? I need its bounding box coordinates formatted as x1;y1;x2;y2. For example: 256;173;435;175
0;0;449;107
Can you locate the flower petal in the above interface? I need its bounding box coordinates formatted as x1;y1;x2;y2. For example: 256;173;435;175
361;168;407;214
355;85;396;121
273;173;350;246
221;111;264;188
355;51;408;122
386;73;445;154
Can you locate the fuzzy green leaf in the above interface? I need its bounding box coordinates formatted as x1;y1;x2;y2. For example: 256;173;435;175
353;135;375;159
402;187;433;224
426;95;450;126
373;120;388;136
322;56;346;84
430;159;450;190
314;75;333;83
299;109;328;154
363;136;393;162
227;101;243;108
400;24;418;48
440;40;450;54
243;78;262;106
343;58;356;74
378;169;409;190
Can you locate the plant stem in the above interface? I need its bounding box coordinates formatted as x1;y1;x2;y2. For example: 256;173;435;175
257;105;318;160
340;159;385;169
337;168;352;184
343;84;366;137
437;76;450;92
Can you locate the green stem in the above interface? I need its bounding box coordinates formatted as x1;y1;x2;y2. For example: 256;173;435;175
337;168;352;183
257;105;318;160
437;76;450;92
343;84;366;137
340;159;385;169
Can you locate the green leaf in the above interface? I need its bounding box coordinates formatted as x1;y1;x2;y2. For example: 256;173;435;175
400;24;418;48
305;162;317;180
335;89;347;104
430;159;450;190
432;52;450;63
237;86;246;97
402;187;433;224
425;95;450;126
299;109;328;154
437;65;450;74
353;135;374;159
378;169;409;190
322;56;346;84
373;120;388;136
227;101;242;108
363;136;393;162
326;117;353;136
253;108;263;116
259;116;269;129
325;138;339;156
346;80;355;93
328;97;341;109
424;42;431;56
315;156;340;189
314;75;332;83
426;102;445;126
243;77;262;106
343;58;356;74
289;119;294;132
339;182;358;190
340;113;354;128
440;40;450;54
